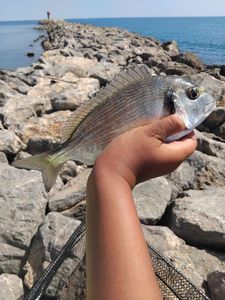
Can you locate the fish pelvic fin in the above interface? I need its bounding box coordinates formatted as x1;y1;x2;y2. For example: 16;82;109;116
12;152;63;192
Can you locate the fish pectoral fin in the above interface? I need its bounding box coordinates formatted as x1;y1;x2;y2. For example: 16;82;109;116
12;152;62;192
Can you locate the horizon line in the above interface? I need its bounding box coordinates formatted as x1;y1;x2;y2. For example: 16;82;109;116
0;15;225;22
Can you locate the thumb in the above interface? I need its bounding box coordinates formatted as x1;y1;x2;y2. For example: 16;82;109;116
144;114;186;142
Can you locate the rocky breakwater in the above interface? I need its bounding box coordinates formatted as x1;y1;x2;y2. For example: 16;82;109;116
0;19;225;299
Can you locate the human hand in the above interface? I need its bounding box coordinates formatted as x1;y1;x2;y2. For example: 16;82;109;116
94;114;197;189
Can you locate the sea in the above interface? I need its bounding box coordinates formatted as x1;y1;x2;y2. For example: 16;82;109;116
0;17;225;70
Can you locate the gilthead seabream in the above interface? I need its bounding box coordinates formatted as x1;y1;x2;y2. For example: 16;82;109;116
13;65;216;191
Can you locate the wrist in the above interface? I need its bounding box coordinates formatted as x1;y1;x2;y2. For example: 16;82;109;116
89;152;137;190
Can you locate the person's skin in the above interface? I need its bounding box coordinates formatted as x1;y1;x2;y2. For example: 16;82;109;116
86;114;197;300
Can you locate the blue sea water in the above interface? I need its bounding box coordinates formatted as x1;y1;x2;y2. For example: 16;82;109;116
0;20;44;70
0;17;225;70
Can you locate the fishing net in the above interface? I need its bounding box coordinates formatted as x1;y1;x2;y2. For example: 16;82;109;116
21;221;211;300
58;236;210;300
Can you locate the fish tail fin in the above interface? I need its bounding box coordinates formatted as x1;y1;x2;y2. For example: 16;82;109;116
12;152;63;192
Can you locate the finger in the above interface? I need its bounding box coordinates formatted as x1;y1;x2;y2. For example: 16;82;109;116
143;114;186;142
163;131;197;161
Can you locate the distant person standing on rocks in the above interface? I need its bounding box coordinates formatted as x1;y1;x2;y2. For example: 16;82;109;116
47;11;50;20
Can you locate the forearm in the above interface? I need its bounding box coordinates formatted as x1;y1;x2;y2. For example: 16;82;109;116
86;159;162;300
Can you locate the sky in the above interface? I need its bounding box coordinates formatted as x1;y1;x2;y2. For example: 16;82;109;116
1;0;225;21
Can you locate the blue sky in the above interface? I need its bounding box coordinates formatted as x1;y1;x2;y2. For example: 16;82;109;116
1;0;225;21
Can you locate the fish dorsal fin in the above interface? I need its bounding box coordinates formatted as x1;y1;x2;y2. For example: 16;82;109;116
60;65;152;144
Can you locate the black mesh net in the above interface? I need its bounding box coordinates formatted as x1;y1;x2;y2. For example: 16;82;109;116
22;222;210;300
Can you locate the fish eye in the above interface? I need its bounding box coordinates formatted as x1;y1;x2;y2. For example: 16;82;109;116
187;87;199;100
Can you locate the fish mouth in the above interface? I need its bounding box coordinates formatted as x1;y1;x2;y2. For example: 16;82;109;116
204;101;216;115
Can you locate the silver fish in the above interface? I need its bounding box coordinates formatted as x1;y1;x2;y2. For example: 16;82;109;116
13;65;216;191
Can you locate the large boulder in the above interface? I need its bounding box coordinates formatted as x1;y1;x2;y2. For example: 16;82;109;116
169;188;225;248
0;163;47;274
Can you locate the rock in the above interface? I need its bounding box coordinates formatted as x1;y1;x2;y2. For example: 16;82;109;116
48;168;91;212
160;61;195;75
169;188;225;248
213;122;225;140
0;243;25;274
187;150;225;189
142;225;225;290
196;130;225;159
0;163;47;274
220;65;225;77
175;52;205;70
201;106;225;131
88;61;120;86
0;80;18;106
161;40;180;58
27;52;35;57
207;271;225;300
15;110;72;151
46;56;97;78
133;177;172;224
0;129;25;155
166;161;196;198
24;212;84;297
1;78;52;129
0;152;8;163
59;160;78;184
50;77;99;111
0;274;24;300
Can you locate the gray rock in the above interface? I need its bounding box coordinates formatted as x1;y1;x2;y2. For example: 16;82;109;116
175;52;205;70
169;188;225;248
15;110;72;148
160;61;195;75
142;225;225;290
161;40;180;58
0;152;8;163
0;274;24;300
0;80;18;106
49;168;91;212
213;122;225;140
88;61;120;86
0;243;25;274
0;129;25;155
202;106;225;131
196;130;225;159
0;163;47;273
166;161;196;198
207;271;225;300
133;177;172;224
187;150;225;189
24;212;83;297
220;65;225;77
1;88;51;129
50;77;99;111
59;160;78;183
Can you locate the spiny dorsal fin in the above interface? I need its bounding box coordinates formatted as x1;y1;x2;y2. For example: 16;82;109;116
60;65;152;144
